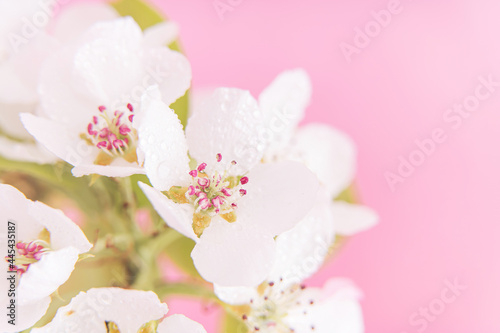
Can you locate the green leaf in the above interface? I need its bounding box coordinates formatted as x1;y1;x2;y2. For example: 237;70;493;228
335;184;358;204
111;0;163;30
111;0;189;127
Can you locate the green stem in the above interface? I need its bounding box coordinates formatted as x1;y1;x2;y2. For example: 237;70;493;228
155;282;218;302
132;228;183;290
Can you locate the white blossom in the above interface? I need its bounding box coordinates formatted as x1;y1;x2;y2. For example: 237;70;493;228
0;184;91;332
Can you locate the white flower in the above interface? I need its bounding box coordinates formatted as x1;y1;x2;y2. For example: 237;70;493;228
21;16;191;177
213;188;375;332
213;194;373;332
138;86;320;287
0;184;92;332
191;69;378;244
0;2;121;164
31;288;206;333
216;277;364;333
191;69;358;199
0;0;59;163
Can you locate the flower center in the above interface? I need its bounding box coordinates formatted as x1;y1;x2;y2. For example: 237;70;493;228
165;154;248;237
10;240;50;275
241;282;314;332
83;104;138;166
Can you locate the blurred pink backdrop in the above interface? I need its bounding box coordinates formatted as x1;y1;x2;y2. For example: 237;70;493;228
96;0;500;331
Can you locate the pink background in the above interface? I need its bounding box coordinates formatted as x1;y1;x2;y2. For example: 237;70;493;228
111;0;500;331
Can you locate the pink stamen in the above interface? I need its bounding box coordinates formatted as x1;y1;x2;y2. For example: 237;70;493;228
85;103;137;156
199;198;211;210
212;196;224;208
99;128;109;138
119;125;131;136
198;178;210;188
97;141;107;149
187;186;197;196
185;158;247;217
87;124;97;136
113;139;125;148
10;241;48;275
128;115;134;122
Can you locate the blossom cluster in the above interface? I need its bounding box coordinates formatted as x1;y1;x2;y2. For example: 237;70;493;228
0;1;378;332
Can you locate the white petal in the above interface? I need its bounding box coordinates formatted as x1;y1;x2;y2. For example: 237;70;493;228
332;201;378;236
213;284;259;305
51;2;119;44
18;247;79;305
268;189;335;287
72;163;145;178
191;218;275;287
186;88;266;175
188;87;216;118
0;0;51;61
143;21;179;48
284;279;364;333
72;17;144;105
292;124;356;198
137;86;190;190
138;182;197;241
32;288;169;333
238;161;320;236
259;69;311;158
20;113;97;167
38;45;96;126
0;184;44;241
0;61;36;104
28;201;91;253
0;103;34;139
0;297;51;333
143;47;192;106
0;32;58;104
158;314;207;333
0;136;57;164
